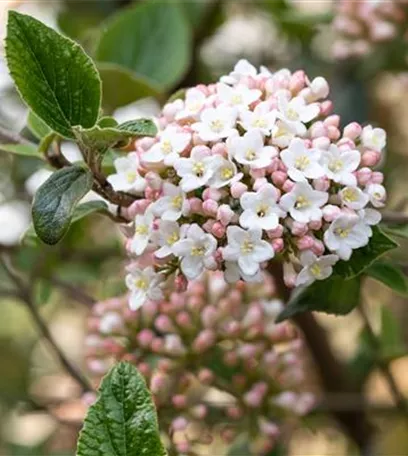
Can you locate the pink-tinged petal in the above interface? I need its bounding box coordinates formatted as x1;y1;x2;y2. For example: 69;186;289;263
238;255;259;276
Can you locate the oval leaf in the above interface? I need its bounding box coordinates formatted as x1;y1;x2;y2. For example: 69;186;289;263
333;226;398;279
27;111;52;140
76;362;166;456
32;165;93;245
95;2;191;89
0;142;43;159
366;261;408;296
5;11;101;138
276;275;361;322
97;63;161;111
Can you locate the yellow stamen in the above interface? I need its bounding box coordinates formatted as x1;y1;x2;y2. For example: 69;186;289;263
210;119;224;133
342;188;358;203
161;140;173;154
136;224;148;235
191;246;205;256
328;159;343;173
295;196;310;209
167;232;179;246
171;195;183;210
310;264;322;278
294;155;310;171
245;148;257;160
193;162;205;177
221;167;233;180
335;227;350;238
126;171;137;183
134;278;148;290
241;239;254;254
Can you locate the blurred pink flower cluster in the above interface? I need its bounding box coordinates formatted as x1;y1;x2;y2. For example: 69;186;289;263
107;59;387;310
333;0;408;59
85;272;314;455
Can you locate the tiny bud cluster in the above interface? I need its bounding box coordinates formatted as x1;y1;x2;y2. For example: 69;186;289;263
107;59;387;309
333;0;408;59
85;272;314;455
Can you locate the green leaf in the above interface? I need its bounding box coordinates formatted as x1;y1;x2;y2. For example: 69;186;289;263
276;275;361;322
76;362;166;456
379;306;407;361
98;63;161;111
95;2;191;90
23;200;108;246
5;11;101;138
334;226;398;279
27;111;51;140
74;119;157;151
383;224;408;239
32;165;93;245
97;116;118;128
366;261;408;296
0;143;43;159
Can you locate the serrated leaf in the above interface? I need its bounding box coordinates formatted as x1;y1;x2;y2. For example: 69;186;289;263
95;2;191;90
27;111;51;140
76;362;166;456
366;261;408;296
276;275;360;322
0;143;43;158
97;63;161;111
5;11;101;138
32;165;93;245
334;226;398;279
23;200;108;246
74;119;157;151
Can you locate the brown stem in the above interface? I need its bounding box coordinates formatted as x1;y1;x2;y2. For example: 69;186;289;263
358;304;408;418
1;255;93;393
268;261;373;453
381;211;408;224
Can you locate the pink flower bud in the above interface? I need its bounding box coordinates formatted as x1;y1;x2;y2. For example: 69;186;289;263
309;219;322;231
297;235;315;250
320;100;333;116
322;204;341;222
272;238;284;253
231;181;248;198
174;274;188;292
312;136;331;150
198;368;214;385
356;167;372;185
343;122;362;139
217;204;235;226
371;171;384;184
250;168;266;179
138;137;156;151
253;177;268;191
361;150;381;167
337;137;355;150
313;176;330;192
327;125;340;140
155;315;175;333
271;170;287;187
309;121;327;139
226;406;243;420
172;394;187;409
137;329;154;348
151;338;164;353
291;222;308;237
266;225;284;239
289;70;306;93
283;262;297;288
202;199;218;217
282;179;295;193
260;420;280;437
162;99;183;120
144;171;162;190
311;239;325;256
243;389;263;408
211;221;226;238
191;404;207;419
192;329;216;353
171;417;188;431
202;219;216;233
211;142;227;157
324;115;340;127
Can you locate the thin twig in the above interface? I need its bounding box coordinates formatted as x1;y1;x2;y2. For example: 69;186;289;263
358;304;408;418
0;124;34;146
1;255;93;393
47;276;96;308
381;211;408;224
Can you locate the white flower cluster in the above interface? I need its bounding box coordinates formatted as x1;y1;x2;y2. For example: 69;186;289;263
107;60;387;309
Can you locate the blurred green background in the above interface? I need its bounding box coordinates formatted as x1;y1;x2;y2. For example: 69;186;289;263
0;0;408;455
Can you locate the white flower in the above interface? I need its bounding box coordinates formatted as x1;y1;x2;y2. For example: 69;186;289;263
324;213;369;260
240;101;277;135
209;156;243;188
281;138;324;182
279;182;328;223
271;119;296;148
153;220;186;259
366;183;386;208
295;251;339;287
174;147;218;192
224;261;262;283
361;126;386;152
222;226;274;276
239;184;285;230
339;186;369;210
220;59;258;85
152;183;188;221
130;211;154;255
277;93;320;135
320;144;360;186
357;208;382;238
176;88;207;120
142;126;191;166
228;129;277;169
192;106;237;142
172;224;217;280
125;266;164;310
107;153;146;193
217;83;261;109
